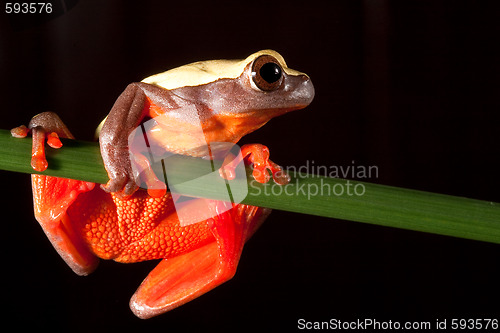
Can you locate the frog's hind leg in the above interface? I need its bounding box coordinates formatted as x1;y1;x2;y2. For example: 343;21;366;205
32;175;98;275
129;202;271;319
12;112;99;275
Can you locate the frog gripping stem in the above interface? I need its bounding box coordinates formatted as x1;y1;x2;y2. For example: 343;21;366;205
9;50;314;318
11;112;73;172
240;144;291;185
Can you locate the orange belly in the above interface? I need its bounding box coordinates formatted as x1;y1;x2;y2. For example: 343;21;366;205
67;187;214;263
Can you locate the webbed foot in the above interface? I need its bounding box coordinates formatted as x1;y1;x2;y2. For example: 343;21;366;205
11;112;73;171
237;143;290;185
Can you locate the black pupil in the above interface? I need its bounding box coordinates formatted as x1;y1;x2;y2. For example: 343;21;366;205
260;62;282;83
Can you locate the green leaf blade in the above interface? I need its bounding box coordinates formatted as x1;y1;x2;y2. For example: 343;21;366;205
0;129;499;244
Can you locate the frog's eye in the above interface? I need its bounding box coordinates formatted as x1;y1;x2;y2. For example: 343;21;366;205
251;55;283;91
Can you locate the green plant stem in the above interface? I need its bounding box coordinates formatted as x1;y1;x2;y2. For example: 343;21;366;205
1;129;499;244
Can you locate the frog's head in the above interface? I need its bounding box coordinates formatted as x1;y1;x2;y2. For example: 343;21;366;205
143;50;315;119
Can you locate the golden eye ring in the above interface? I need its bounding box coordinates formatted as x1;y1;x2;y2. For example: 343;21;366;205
251;55;284;91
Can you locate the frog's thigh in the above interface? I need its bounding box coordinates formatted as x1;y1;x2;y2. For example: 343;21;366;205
129;242;221;319
129;201;270;319
32;174;98;276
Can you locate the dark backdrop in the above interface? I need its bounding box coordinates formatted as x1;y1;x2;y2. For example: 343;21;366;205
1;0;499;331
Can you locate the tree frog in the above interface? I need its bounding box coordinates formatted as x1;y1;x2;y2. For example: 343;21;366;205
11;50;314;319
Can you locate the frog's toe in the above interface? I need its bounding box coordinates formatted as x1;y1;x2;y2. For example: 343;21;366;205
10;125;29;138
46;132;63;148
123;179;140;197
101;174;126;192
267;160;290;185
101;174;140;198
241;143;290;185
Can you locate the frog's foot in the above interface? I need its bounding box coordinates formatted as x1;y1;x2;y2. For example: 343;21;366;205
238;143;290;185
11;112;74;172
100;148;168;198
129;201;271;319
99;143;140;198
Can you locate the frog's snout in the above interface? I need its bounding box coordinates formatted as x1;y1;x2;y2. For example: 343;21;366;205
292;74;315;108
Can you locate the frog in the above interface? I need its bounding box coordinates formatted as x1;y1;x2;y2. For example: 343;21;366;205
11;50;314;319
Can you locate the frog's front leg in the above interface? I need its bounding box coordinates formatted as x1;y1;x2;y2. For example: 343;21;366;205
221;143;291;185
99;82;183;197
11;112;98;275
99;83;148;196
129;202;271;319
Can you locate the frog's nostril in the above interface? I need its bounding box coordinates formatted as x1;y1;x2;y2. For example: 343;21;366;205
295;74;310;84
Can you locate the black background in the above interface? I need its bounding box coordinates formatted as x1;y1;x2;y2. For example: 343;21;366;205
1;0;499;331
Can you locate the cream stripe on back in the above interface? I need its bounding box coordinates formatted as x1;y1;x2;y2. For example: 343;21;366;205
141;50;304;90
96;50;304;137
